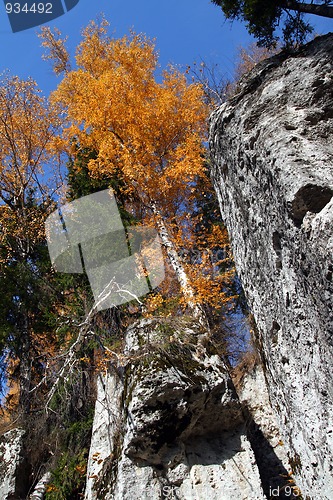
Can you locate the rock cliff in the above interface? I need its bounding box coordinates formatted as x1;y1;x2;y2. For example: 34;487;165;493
84;318;265;500
210;33;333;499
2;33;333;500
0;319;301;499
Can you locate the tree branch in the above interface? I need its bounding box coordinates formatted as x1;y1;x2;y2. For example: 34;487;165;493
283;0;333;18
43;278;144;412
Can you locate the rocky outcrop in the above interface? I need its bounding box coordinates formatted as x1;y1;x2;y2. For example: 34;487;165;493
210;33;333;499
0;324;302;499
85;318;265;499
0;428;26;500
236;360;292;497
4;35;333;500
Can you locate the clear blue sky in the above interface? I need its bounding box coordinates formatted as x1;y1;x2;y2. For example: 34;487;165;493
0;1;332;96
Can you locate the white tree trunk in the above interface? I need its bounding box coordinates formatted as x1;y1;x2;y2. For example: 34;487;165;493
150;201;209;331
29;472;51;499
19;314;31;414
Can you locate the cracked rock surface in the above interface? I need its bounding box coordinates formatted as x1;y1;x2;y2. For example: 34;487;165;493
210;33;333;499
0;428;25;500
85;318;264;500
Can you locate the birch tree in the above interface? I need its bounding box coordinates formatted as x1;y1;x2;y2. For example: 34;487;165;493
0;75;61;413
41;20;234;332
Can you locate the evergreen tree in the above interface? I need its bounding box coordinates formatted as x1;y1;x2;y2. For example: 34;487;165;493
212;0;333;47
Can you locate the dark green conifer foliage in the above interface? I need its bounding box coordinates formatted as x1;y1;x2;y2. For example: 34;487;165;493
211;0;333;47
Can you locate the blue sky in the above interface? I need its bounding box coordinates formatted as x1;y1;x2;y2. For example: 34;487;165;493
0;1;332;96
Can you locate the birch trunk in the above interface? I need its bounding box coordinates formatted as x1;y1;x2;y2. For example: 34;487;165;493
150;201;209;331
29;472;51;499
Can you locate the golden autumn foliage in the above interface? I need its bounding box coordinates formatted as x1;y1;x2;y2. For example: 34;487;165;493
0;75;61;264
234;42;279;83
39;26;70;75
0;76;60;194
0;75;65;413
46;21;208;207
40;19;235;322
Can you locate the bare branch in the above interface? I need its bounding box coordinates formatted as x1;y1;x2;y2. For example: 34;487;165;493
43;278;143;411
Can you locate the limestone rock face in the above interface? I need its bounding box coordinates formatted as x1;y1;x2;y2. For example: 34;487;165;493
236;362;291;496
0;428;25;500
210;33;333;499
85;319;265;500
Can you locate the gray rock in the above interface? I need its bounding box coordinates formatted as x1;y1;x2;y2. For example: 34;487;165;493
0;428;25;500
236;361;292;496
210;33;333;499
85;318;265;499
